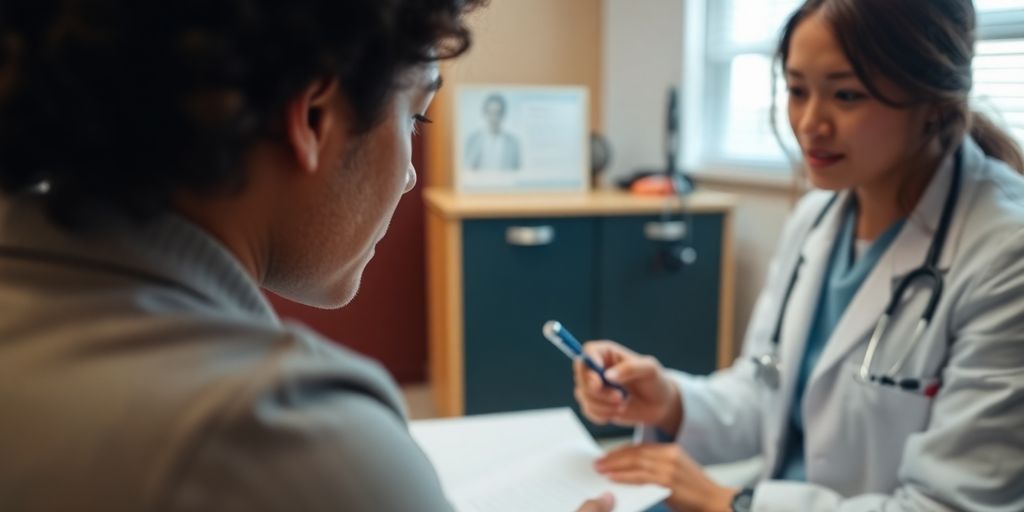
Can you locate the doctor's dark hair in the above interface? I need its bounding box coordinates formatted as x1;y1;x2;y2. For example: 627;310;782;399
0;0;484;224
773;0;1024;174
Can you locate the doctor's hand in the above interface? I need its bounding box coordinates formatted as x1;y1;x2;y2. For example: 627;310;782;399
595;443;736;512
575;492;615;512
574;340;682;433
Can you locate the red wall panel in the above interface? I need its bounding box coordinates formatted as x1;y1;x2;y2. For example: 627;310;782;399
267;138;428;383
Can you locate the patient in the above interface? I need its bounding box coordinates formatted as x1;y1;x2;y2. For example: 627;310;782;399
0;1;612;511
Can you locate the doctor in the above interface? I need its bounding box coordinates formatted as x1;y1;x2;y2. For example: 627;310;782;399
573;0;1024;510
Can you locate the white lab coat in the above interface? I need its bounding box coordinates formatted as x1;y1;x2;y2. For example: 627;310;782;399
640;138;1024;511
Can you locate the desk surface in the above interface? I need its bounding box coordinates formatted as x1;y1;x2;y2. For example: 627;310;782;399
424;188;737;219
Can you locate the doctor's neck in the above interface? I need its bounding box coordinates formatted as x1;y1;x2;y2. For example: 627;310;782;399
852;140;945;241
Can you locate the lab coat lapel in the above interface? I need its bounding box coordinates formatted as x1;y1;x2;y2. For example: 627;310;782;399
768;192;846;456
809;148;964;384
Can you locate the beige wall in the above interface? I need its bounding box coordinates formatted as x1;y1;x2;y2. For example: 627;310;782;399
697;181;794;348
425;0;603;188
602;0;684;181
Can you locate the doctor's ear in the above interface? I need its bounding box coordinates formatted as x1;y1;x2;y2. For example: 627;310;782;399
284;76;348;174
923;107;946;135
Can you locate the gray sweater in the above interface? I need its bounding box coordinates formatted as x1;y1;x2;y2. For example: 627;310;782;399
0;196;453;511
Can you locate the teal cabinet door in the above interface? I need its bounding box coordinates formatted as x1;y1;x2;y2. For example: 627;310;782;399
462;218;596;415
597;214;722;376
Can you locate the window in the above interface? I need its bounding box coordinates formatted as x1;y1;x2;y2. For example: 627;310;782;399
683;0;1024;178
974;0;1024;146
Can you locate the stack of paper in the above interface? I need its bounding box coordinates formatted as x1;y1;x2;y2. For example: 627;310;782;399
410;408;670;512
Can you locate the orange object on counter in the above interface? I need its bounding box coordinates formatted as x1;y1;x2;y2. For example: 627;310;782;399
629;175;677;196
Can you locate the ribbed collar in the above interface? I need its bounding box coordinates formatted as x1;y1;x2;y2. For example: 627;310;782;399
0;195;279;325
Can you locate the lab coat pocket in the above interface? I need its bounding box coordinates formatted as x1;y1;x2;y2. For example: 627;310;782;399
843;362;933;476
846;363;933;421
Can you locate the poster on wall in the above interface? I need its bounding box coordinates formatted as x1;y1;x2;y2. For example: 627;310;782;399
454;85;589;193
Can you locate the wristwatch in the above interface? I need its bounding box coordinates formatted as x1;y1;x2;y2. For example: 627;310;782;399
730;487;755;512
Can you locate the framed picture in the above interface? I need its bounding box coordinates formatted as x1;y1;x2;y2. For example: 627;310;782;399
454;85;589;193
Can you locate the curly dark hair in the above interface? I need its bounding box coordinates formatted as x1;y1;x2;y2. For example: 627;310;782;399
0;0;483;224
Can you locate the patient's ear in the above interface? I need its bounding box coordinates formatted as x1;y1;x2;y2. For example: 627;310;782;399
284;76;343;174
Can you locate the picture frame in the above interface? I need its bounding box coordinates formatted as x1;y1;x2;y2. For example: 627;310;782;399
454;85;589;194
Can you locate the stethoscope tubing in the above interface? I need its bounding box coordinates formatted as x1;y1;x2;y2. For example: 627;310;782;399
758;148;963;390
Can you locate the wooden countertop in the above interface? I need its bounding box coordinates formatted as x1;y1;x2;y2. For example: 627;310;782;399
424;188;737;219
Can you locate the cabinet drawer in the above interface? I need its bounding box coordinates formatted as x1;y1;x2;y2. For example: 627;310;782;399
462;218;597;415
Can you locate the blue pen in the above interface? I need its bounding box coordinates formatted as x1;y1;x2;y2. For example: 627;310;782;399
542;320;629;397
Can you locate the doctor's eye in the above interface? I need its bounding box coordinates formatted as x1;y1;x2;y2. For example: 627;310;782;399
787;86;807;99
835;90;868;103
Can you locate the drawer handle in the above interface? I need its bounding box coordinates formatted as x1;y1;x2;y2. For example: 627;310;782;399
644;221;687;242
505;225;555;247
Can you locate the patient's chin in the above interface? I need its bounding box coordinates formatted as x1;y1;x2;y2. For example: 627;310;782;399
267;273;362;310
311;279;361;310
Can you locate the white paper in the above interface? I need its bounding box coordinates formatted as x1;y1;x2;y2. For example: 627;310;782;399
410;408;669;512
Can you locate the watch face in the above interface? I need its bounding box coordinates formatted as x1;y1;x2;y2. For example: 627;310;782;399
731;489;754;512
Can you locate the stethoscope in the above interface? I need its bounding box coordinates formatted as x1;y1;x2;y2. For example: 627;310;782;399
753;148;962;393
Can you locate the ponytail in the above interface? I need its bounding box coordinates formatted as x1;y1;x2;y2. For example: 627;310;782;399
969;111;1024;174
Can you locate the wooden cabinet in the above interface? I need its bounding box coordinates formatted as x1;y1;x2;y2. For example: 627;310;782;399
425;189;736;428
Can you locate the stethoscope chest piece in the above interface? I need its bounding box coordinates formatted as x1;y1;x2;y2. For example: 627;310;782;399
753;353;781;390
